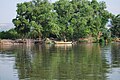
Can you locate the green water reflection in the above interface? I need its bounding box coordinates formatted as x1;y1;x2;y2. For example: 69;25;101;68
0;43;120;80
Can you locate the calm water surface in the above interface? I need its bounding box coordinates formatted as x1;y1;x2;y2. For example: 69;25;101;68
0;43;120;80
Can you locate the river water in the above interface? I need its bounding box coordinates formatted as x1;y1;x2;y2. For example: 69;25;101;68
0;43;120;80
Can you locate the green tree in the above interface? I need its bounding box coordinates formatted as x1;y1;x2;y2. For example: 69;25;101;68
32;0;60;38
54;0;74;40
0;29;19;39
71;0;93;39
90;0;110;41
111;14;120;37
13;0;60;39
12;2;32;38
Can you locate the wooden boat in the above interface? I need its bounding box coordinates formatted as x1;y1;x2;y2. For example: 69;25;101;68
55;44;72;47
54;41;72;44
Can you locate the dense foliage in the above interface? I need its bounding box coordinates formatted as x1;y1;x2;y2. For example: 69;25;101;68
12;0;111;41
111;14;120;37
0;29;19;39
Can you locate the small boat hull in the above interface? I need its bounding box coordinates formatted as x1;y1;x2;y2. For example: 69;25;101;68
54;41;72;44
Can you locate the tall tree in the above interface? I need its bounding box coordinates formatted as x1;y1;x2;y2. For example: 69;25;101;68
90;0;110;41
54;0;74;40
13;0;59;39
71;0;93;39
12;2;32;38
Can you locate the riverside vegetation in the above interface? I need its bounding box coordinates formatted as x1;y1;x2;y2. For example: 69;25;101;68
0;0;120;43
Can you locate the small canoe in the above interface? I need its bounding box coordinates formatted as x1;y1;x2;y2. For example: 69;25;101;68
54;41;72;44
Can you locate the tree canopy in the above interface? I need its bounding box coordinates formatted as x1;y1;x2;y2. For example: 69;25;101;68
12;0;111;41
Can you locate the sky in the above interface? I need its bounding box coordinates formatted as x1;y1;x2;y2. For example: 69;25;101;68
0;0;120;31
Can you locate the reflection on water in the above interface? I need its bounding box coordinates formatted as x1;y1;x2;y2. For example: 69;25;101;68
0;43;120;80
0;45;18;80
104;43;120;80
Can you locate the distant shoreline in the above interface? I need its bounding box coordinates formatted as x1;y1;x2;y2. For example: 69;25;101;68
0;38;119;45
